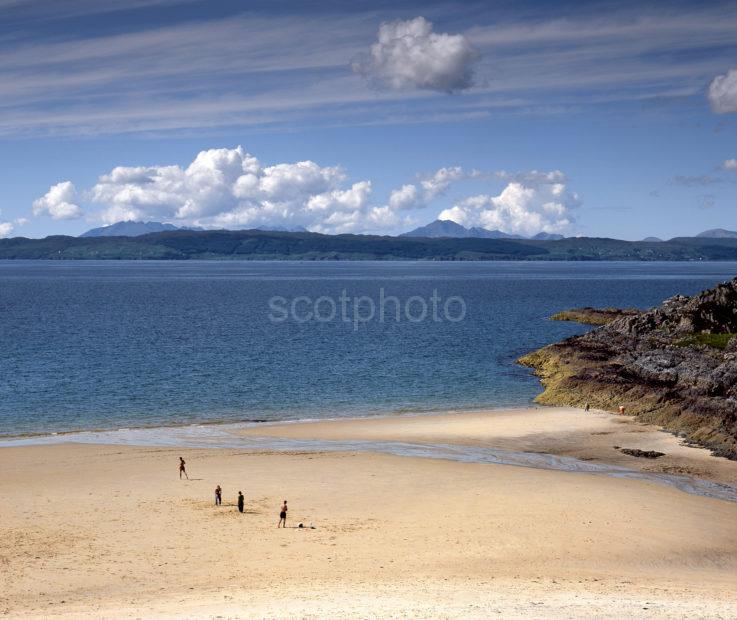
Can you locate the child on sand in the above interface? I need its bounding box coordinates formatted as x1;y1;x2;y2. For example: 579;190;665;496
238;491;244;513
215;485;222;506
278;500;287;527
179;457;188;479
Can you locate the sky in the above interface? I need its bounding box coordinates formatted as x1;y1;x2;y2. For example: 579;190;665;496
1;0;737;240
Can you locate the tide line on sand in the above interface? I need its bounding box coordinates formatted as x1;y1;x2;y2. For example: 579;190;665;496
3;422;737;504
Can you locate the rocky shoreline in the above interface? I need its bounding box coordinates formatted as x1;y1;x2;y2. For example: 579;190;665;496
519;278;737;459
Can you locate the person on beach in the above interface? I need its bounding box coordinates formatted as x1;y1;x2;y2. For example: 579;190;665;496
278;500;288;528
238;491;244;513
215;485;222;506
585;403;590;412
179;457;188;479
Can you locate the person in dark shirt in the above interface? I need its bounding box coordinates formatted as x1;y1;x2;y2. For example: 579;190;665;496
237;491;244;513
215;485;222;506
278;500;288;528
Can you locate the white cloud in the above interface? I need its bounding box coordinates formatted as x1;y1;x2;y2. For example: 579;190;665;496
0;212;30;237
0;209;13;238
49;146;397;234
353;17;477;93
34;149;580;237
420;166;468;198
438;171;578;235
723;158;737;171
708;69;737;114
32;181;83;220
388;184;421;210
388;166;471;210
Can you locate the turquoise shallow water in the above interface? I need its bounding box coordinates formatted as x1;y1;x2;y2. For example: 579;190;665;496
1;260;736;437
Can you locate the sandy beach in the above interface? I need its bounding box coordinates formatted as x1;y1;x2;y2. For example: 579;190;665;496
2;407;737;618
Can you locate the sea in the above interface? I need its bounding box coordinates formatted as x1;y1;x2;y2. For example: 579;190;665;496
1;260;736;439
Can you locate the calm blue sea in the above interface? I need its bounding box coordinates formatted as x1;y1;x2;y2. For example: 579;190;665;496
1;260;736;437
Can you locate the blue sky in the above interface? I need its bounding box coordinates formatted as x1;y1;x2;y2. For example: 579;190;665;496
1;0;736;240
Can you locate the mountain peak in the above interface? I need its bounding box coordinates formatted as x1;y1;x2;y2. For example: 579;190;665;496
80;220;191;238
399;219;470;238
400;219;562;240
696;228;737;239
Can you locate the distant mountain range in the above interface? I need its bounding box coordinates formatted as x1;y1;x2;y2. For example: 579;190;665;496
80;221;307;237
81;220;735;243
80;221;196;237
253;225;308;233
400;219;565;240
696;228;737;239
402;221;737;242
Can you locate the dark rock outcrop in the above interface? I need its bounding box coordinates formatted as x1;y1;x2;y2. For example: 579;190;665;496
519;278;737;459
617;448;666;459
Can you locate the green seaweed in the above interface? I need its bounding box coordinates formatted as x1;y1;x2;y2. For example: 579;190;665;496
675;333;737;350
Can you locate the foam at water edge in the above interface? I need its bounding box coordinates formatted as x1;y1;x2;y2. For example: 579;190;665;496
2;422;736;505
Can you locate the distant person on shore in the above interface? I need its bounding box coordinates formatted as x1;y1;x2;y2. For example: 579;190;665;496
179;457;188;479
238;491;244;513
618;405;625;415
278;500;288;528
215;485;222;506
585;403;590;412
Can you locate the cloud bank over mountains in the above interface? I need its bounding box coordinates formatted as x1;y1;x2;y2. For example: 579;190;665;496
438;171;578;236
83;147;389;234
29;146;582;237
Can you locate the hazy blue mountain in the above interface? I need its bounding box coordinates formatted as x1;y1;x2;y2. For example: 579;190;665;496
80;221;192;237
467;227;525;239
696;228;737;239
531;232;565;240
400;219;471;238
402;219;544;240
253;225;308;233
642;236;663;242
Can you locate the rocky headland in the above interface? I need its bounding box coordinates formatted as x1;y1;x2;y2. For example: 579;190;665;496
519;278;737;459
550;307;640;326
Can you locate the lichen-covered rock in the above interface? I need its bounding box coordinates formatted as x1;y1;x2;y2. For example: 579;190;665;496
519;277;737;459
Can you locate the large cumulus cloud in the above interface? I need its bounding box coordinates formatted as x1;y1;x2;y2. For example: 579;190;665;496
353;17;477;93
437;171;578;236
38;146;404;234
31;147;580;237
